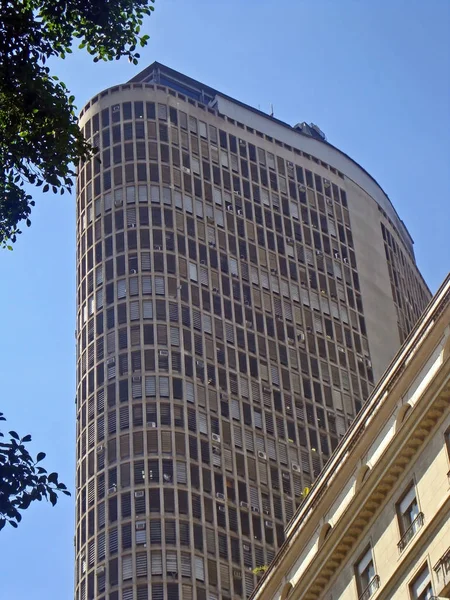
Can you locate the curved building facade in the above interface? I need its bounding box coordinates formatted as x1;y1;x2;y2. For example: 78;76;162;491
75;63;430;600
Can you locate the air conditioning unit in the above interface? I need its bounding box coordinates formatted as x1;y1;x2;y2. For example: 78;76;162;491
243;543;250;551
135;522;146;531
216;492;225;501
239;501;249;509
292;463;301;473
262;386;271;394
132;376;141;382
239;139;246;145
237;209;243;215
233;570;242;579
288;337;294;345
200;259;206;265
108;485;117;495
343;258;349;264
251;506;260;513
226;205;233;211
282;472;290;480
114;199;122;207
134;490;144;498
212;287;219;293
257;451;267;460
209;241;216;247
297;332;305;342
96;566;105;575
212;446;221;455
149;422;157;428
159;350;169;356
96;444;105;453
212;433;221;443
129;223;136;229
218;505;226;513
326;198;332;205
316;250;322;256
334;252;340;259
207;216;214;223
106;358;115;365
182;166;191;174
265;521;273;529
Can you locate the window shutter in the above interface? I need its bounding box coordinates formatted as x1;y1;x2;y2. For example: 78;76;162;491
122;555;133;580
151;551;162;575
166;551;177;575
181;553;191;577
140;276;151;295
136;552;147;576
145;376;156;397
194;556;204;581
154;277;165;295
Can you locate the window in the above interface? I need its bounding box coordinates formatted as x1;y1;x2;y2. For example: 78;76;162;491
355;546;379;600
397;483;422;552
410;564;434;600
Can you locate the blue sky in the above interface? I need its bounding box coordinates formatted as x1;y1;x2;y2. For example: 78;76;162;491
0;1;449;597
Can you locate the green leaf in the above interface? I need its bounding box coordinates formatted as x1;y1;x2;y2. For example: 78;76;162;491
36;452;46;463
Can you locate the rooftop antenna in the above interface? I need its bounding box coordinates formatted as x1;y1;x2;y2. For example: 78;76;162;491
270;104;274;117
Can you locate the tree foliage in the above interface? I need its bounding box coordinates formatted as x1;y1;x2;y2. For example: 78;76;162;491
0;0;155;247
0;412;70;530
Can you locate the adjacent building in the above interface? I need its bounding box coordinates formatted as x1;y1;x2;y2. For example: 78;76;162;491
75;63;430;600
251;275;450;600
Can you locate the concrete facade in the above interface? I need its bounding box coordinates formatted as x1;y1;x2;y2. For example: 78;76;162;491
75;63;431;600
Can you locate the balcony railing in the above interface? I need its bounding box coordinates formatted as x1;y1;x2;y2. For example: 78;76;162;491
359;575;380;600
398;512;424;552
434;547;450;595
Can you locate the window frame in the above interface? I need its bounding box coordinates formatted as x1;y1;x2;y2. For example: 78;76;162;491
396;481;423;552
354;544;378;600
409;563;434;600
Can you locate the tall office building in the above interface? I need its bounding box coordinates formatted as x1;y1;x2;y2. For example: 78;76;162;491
75;63;430;600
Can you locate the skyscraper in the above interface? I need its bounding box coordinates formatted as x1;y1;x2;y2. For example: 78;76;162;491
75;62;430;600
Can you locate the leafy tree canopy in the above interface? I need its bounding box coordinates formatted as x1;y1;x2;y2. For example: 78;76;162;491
0;0;155;248
0;412;70;530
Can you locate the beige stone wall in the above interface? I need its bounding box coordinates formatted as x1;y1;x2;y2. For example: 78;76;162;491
323;410;450;599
